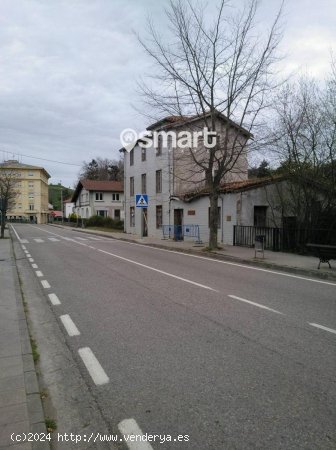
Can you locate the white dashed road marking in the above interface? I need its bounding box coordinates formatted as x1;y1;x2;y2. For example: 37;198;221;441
35;271;43;277
60;314;80;336
309;323;336;335
32;264;38;269
48;293;61;306
78;347;109;385
34;238;44;243
48;237;60;242
228;295;284;315
41;280;51;289
118;419;154;450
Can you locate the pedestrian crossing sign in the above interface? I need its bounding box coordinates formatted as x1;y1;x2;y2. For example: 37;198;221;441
135;194;148;208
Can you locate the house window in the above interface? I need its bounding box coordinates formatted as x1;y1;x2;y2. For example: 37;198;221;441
130;149;134;166
29;182;34;188
130;206;135;227
95;192;103;201
29;193;34;199
141;148;146;161
112;193;120;201
156;205;163;229
254;206;267;227
141;174;146;194
28;172;34;176
156;135;162;156
29;204;34;211
156;170;162;193
130;177;134;196
208;206;221;229
97;210;106;217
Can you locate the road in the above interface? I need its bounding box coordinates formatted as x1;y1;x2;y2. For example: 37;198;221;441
11;223;336;449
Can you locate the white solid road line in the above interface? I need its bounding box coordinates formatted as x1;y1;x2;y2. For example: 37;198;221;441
107;239;336;288
309;323;336;335
78;347;109;385
32;224;336;287
118;419;154;450
35;271;43;277
48;293;61;306
29;258;34;263
76;237;88;240
32;263;38;269
60;314;80;336
10;224;21;241
228;295;284;315
41;280;51;289
97;248;218;292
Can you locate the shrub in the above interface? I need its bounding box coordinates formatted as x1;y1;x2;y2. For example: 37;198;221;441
85;215;124;229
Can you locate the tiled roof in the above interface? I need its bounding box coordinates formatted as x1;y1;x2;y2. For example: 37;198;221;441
80;179;123;192
181;176;285;202
72;179;123;202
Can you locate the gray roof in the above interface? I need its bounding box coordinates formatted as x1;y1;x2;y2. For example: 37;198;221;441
0;160;50;178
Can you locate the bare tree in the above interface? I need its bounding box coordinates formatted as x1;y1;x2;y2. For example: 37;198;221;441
79;157;124;182
138;0;283;248
268;69;336;245
0;169;18;238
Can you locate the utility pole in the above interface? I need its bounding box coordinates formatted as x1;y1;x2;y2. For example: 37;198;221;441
60;181;64;224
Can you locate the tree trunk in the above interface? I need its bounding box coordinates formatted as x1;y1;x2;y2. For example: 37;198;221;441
208;191;219;249
0;211;5;239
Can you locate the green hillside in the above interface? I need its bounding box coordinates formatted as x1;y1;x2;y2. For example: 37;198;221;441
48;184;74;210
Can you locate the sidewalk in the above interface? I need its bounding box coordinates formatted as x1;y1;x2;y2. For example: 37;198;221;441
0;231;48;449
51;224;336;282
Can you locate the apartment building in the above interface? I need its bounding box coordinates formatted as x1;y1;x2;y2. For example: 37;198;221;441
0;160;50;224
121;111;251;242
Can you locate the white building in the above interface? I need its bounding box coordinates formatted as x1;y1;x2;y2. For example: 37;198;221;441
121;112;252;243
72;179;124;220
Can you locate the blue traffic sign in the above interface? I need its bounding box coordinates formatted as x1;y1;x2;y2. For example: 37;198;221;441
135;194;148;208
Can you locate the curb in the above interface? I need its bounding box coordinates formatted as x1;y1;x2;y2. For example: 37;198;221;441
48;224;336;283
10;236;50;450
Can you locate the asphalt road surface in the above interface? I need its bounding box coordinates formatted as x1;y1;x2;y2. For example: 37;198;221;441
11;224;336;449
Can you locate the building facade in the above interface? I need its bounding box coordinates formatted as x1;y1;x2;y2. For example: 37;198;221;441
0;160;50;224
72;179;124;220
122;113;250;241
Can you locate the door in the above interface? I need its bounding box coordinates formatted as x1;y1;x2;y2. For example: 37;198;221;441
174;209;184;241
114;209;120;220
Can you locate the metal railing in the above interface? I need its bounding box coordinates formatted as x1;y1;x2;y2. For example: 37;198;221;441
233;225;336;252
162;224;202;243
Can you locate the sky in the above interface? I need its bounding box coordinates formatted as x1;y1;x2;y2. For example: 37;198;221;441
0;0;335;187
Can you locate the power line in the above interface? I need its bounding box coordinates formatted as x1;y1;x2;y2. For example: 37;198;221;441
0;150;82;167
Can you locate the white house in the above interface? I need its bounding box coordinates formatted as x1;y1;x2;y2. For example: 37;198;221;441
63;198;75;218
72;179;124;220
121;112;251;242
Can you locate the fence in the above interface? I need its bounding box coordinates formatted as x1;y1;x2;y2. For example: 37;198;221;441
162;224;202;243
233;225;336;252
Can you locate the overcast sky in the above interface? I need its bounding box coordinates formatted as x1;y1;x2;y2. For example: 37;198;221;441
0;0;335;186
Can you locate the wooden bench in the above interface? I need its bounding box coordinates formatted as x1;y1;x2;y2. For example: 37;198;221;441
306;244;336;269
